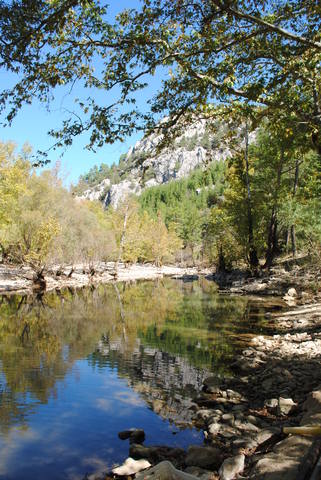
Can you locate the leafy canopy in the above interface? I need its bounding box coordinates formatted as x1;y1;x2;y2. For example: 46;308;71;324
0;0;320;157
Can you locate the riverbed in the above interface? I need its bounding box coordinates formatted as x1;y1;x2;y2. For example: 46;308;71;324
0;278;284;479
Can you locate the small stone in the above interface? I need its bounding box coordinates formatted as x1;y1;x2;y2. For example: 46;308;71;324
287;288;297;297
208;422;221;435
264;398;278;409
256;428;279;446
203;377;222;394
197;409;216;421
226;389;242;400
219;454;245;480
222;413;235;426
278;397;297;416
234;420;259;433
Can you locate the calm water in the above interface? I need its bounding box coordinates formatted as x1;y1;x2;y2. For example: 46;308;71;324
0;278;283;479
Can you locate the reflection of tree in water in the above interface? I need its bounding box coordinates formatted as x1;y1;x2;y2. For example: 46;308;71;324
0;279;277;434
0;293;66;433
88;280;275;425
0;281;182;433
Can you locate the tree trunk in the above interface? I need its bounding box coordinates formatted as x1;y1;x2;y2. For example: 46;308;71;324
244;121;259;270
115;203;129;276
113;283;127;343
264;209;278;268
286;227;290;254
190;245;195;267
264;148;284;268
290;225;297;257
217;244;226;273
290;158;299;257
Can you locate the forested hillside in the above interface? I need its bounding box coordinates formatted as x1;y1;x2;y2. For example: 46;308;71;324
1;114;320;276
71;119;230;207
69;119;321;271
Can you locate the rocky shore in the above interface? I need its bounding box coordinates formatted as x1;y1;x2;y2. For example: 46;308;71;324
104;298;321;480
0;262;212;294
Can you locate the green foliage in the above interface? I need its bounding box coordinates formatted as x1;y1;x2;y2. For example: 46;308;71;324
106;200;182;265
1;0;319;156
139;162;226;263
279;151;321;258
0;143;116;269
217;123;321;266
204;206;243;269
0;142;30;232
72;162;121;195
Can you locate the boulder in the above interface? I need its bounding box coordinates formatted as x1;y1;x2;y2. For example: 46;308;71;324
129;444;185;466
136;461;199;480
118;428;145;444
250;452;300;480
112;457;151;476
185;466;215;480
185;445;224;469
219;454;245;480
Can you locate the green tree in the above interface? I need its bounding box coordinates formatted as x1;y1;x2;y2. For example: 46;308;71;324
0;1;320;155
0;142;31;258
204;205;242;271
141;212;182;266
0;153;116;272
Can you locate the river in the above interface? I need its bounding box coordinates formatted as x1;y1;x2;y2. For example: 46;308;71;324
0;278;283;479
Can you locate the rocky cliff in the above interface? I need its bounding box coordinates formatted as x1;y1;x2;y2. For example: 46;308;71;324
77;119;232;208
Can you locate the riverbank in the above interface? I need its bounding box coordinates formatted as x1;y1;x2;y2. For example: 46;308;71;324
192;300;321;479
107;299;321;480
0;256;319;299
0;262;213;295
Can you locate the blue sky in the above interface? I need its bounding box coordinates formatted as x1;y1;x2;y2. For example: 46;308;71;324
0;0;163;187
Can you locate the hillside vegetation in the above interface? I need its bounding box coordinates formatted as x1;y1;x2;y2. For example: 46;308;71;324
2;119;319;276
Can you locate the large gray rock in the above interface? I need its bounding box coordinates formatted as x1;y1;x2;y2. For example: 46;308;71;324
185;466;215;480
78;178;111;202
185;445;224;469
129;444;185;466
218;454;245;480
118;428;145;444
251;453;300;480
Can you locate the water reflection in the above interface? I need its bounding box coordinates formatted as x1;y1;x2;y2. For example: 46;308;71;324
0;279;282;479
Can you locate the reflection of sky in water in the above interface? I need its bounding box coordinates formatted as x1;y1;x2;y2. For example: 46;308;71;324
0;360;202;480
0;279;283;480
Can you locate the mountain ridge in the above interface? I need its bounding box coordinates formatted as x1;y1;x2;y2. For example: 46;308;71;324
74;119;233;207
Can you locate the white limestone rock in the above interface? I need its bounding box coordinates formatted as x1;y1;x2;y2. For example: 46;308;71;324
112;457;151;476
